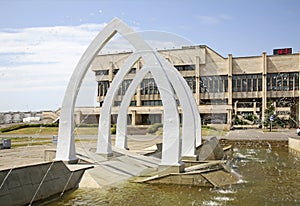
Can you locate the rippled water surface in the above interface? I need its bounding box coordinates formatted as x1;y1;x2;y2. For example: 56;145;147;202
46;144;300;206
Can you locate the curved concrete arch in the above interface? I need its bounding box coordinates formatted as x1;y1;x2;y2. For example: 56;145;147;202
116;51;202;158
56;18;201;167
158;55;202;148
56;18;152;161
115;66;151;149
153;52;199;156
97;50;181;165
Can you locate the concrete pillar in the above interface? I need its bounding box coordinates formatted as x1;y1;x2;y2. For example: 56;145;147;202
262;52;267;124
228;54;233;124
253;102;257;115
74;110;82;125
227;109;232;125
109;61;114;83
131;110;136;126
234;101;238;115
195;56;200;105
136;61;141;107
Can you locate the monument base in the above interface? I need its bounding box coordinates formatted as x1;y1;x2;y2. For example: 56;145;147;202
158;163;185;176
96;152;114;158
66;158;79;164
182;155;197;162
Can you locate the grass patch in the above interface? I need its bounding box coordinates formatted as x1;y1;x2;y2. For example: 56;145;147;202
12;141;53;147
6;137;52;142
74;127;99;135
2;126;99;136
1;125;228;137
202;127;227;136
0;123;58;133
2;127;58;135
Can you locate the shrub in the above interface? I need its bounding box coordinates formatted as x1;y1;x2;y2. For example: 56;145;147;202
201;125;218;131
147;123;163;134
232;115;248;125
111;124;116;134
0;123;58;133
244;114;258;122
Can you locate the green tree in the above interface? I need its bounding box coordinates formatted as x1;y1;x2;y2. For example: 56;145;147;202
263;101;275;127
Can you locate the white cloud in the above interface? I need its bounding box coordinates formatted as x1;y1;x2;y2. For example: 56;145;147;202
196;14;232;24
0;23;194;112
0;23;107;111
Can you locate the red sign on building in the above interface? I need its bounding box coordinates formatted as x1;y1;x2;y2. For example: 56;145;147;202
273;48;292;55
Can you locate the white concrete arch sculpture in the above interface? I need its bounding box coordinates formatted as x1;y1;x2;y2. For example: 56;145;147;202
55;18;202;167
115;54;202;158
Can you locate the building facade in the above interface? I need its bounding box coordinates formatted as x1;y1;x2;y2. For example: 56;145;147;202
91;45;300;129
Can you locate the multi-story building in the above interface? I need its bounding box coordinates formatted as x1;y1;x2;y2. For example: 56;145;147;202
90;45;300;129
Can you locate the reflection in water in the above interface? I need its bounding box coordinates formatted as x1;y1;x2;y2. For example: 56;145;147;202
47;144;300;206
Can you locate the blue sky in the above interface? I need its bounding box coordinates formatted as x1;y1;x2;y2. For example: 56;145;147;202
1;0;300;112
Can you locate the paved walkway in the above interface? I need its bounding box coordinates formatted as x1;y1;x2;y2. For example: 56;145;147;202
224;128;298;141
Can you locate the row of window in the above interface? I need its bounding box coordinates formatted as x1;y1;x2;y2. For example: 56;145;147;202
98;81;109;96
174;65;195;71
97;72;300;97
113;101;136;106
200;76;228;93
96;65;195;76
232;74;262;92
267;72;299;91
117;79;132;96
140;78;159;95
95;70;109;75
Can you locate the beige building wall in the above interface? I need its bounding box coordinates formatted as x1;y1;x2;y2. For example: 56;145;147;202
86;45;300;128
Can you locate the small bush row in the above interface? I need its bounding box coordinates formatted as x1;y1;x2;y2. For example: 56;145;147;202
201;125;218;131
147;123;163;134
0;123;58;133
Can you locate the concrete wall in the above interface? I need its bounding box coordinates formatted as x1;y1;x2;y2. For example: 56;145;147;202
0;161;86;206
289;138;300;155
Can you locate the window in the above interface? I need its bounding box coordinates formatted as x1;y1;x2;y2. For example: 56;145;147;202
141;100;162;106
185;77;196;93
113;69;119;75
141;114;161;125
129;68;136;74
257;75;262;91
232;74;262;92
267;72;299;91
253;79;257;91
213;77;219;93
200;75;228;93
98;81;109;96
141;78;159;95
247;78;252;92
95;70;109;75
174;64;195;71
242;78;247;92
130;101;136;106
200;79;208;93
283;73;288;90
224;77;228;92
232;77;237;92
118;79;132;95
236;77;241;92
267;74;271;91
294;73;299;90
289;75;294;90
